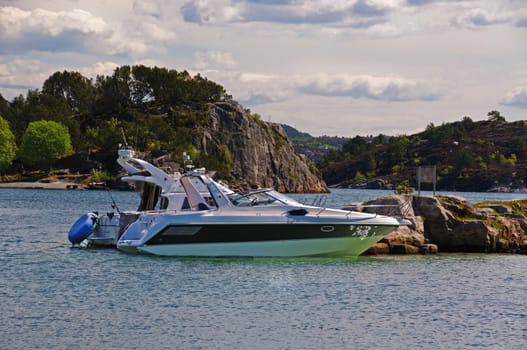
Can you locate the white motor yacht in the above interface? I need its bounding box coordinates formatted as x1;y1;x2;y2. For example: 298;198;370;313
116;171;406;257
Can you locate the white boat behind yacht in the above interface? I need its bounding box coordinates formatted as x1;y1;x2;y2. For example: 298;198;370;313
68;145;232;247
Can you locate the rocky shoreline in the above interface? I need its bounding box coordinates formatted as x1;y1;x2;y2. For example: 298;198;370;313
347;194;527;255
0;180;83;190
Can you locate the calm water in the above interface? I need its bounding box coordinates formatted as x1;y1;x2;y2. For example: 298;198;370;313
1;188;527;349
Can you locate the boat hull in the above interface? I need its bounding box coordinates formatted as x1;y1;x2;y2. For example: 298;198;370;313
118;222;398;257
136;236;386;257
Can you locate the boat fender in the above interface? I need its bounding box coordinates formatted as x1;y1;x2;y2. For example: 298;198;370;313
287;208;308;216
68;212;98;244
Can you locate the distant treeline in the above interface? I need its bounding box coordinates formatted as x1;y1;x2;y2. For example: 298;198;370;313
316;111;527;191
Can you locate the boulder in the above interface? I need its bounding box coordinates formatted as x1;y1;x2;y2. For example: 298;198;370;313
383;226;425;247
362;194;424;233
366;242;390;255
360;195;427;254
413;195;527;253
390;244;419;254
419;244;438;254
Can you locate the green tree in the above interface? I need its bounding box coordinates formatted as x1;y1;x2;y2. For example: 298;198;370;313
0;115;17;172
487;110;505;122
19;120;72;168
42;70;95;114
342;136;368;155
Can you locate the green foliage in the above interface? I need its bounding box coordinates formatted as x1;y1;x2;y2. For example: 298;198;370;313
273;130;285;152
0;65;241;177
423;120;472;144
85;118;123;151
353;171;366;182
391;164;401;174
19;120;72;168
90;168;113;182
453;150;476;173
217;143;233;168
395;180;414;195
42;70;94;113
282;125;348;165
440;165;454;175
198;144;234;179
308;160;318;174
487;110;506;122
250;113;267;128
0;115;17;171
498;153;517;166
342;136;368;155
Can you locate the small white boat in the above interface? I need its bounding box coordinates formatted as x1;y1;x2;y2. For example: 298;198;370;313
68;146;235;247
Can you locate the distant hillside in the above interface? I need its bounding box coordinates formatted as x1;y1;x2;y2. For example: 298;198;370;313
319;112;527;192
282;124;350;164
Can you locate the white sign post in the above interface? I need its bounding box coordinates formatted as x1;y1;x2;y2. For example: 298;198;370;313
417;166;436;196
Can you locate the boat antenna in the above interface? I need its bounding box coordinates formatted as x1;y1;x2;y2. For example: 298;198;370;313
121;128;129;148
107;189;121;214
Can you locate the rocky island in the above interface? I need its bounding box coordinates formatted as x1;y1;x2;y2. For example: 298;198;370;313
351;194;527;255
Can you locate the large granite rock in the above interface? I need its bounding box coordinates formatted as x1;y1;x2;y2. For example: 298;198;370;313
199;102;328;193
412;195;515;252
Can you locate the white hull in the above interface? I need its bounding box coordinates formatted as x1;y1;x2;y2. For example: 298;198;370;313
131;236;385;257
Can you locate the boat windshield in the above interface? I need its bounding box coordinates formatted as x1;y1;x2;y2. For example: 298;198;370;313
229;189;302;207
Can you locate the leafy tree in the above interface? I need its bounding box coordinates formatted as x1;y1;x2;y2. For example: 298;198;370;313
487;110;506;122
342;136;368;155
19;120;72;168
85;118;124;151
0;115;17;172
42;71;95;114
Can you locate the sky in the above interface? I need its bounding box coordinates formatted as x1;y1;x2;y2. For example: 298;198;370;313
0;0;526;137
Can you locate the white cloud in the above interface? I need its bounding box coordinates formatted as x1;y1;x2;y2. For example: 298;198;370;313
194;69;290;106
0;6;173;56
0;58;53;98
501;86;527;109
180;0;401;26
197;70;443;107
181;0;243;24
450;7;511;28
194;51;237;70
0;6;105;38
0;58;122;101
133;0;163;18
78;61;120;79
295;73;441;101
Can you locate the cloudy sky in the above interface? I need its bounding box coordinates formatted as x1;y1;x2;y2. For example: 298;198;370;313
1;0;526;136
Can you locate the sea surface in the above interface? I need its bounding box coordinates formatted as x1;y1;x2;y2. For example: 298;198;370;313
1;188;527;349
